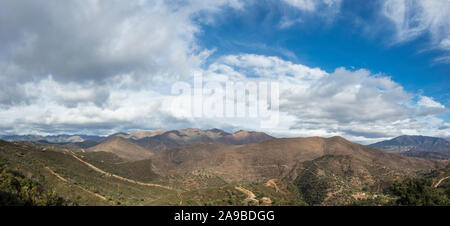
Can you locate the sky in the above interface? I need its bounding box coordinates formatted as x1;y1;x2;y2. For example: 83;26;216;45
0;0;449;143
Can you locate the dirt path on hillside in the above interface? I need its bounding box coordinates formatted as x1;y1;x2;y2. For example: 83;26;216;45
433;176;450;188
323;186;343;203
68;151;174;191
45;166;108;201
265;179;280;192
75;185;108;201
45;166;68;182
235;186;259;205
177;191;183;205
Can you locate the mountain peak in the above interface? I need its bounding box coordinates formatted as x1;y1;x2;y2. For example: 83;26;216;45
370;135;450;158
88;135;153;161
129;129;167;139
219;130;274;145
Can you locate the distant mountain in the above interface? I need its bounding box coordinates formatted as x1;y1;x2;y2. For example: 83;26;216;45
218;130;274;145
88;136;153;161
61;140;101;149
370;135;450;159
133;128;230;152
103;132;130;140
128;129;167;140
1;134;103;143
133;128;273;152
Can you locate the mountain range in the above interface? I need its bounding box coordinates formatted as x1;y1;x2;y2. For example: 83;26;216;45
1;129;449;206
370;135;450;160
0;134;103;143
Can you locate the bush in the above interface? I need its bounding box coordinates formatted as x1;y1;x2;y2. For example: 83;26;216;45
389;178;449;206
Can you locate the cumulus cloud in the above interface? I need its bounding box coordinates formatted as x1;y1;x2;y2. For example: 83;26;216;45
0;0;240;106
0;51;448;143
201;54;449;143
0;1;448;143
417;96;446;109
382;0;450;62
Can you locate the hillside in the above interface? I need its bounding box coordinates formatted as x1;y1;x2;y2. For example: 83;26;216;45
217;130;274;145
0;140;179;206
370;135;450;159
88;136;153;161
1;134;448;206
128;130;167;140
152;136;442;182
0;140;309;206
149;136;446;205
1;134;103;143
134;128;273;153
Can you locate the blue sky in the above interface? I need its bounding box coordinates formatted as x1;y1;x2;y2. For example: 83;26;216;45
0;0;448;143
198;1;449;105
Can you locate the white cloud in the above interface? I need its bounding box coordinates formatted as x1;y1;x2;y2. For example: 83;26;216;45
279;17;303;29
417;96;446;109
283;0;316;11
0;0;241;106
283;0;341;12
382;0;450;62
0;53;448;143
280;0;342;27
440;38;450;50
0;1;448;143
200;54;449;143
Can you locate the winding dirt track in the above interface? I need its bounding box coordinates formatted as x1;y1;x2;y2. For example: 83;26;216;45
68;151;174;190
45;166;108;201
45;166;68;182
235;186;259;204
68;151;186;205
433;176;450;188
265;179;279;192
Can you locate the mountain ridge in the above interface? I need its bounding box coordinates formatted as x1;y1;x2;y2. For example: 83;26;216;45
88;136;154;161
370;135;450;159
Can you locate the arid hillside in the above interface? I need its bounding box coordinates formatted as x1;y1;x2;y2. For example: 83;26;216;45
88;136;154;161
152;136;444;182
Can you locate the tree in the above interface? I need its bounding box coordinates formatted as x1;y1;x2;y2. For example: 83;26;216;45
389;178;449;206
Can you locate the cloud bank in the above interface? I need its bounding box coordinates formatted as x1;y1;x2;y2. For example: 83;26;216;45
0;0;448;144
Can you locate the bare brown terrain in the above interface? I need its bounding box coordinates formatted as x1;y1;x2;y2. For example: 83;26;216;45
1;132;449;206
128;130;167;140
217;130;274;145
88;136;153;161
151;136;443;182
133;128;273;153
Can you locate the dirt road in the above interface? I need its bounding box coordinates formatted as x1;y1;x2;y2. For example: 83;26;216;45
68;151;174;190
45;166;108;201
433;176;450;188
235;186;259;205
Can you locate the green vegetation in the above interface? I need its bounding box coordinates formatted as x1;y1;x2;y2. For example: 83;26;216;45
0;141;179;206
295;169;331;205
0;156;72;206
245;181;308;206
0;140;449;206
81;152;159;183
389;178;449;206
180;181;307;206
349;195;390;206
294;155;362;205
181;186;247;206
